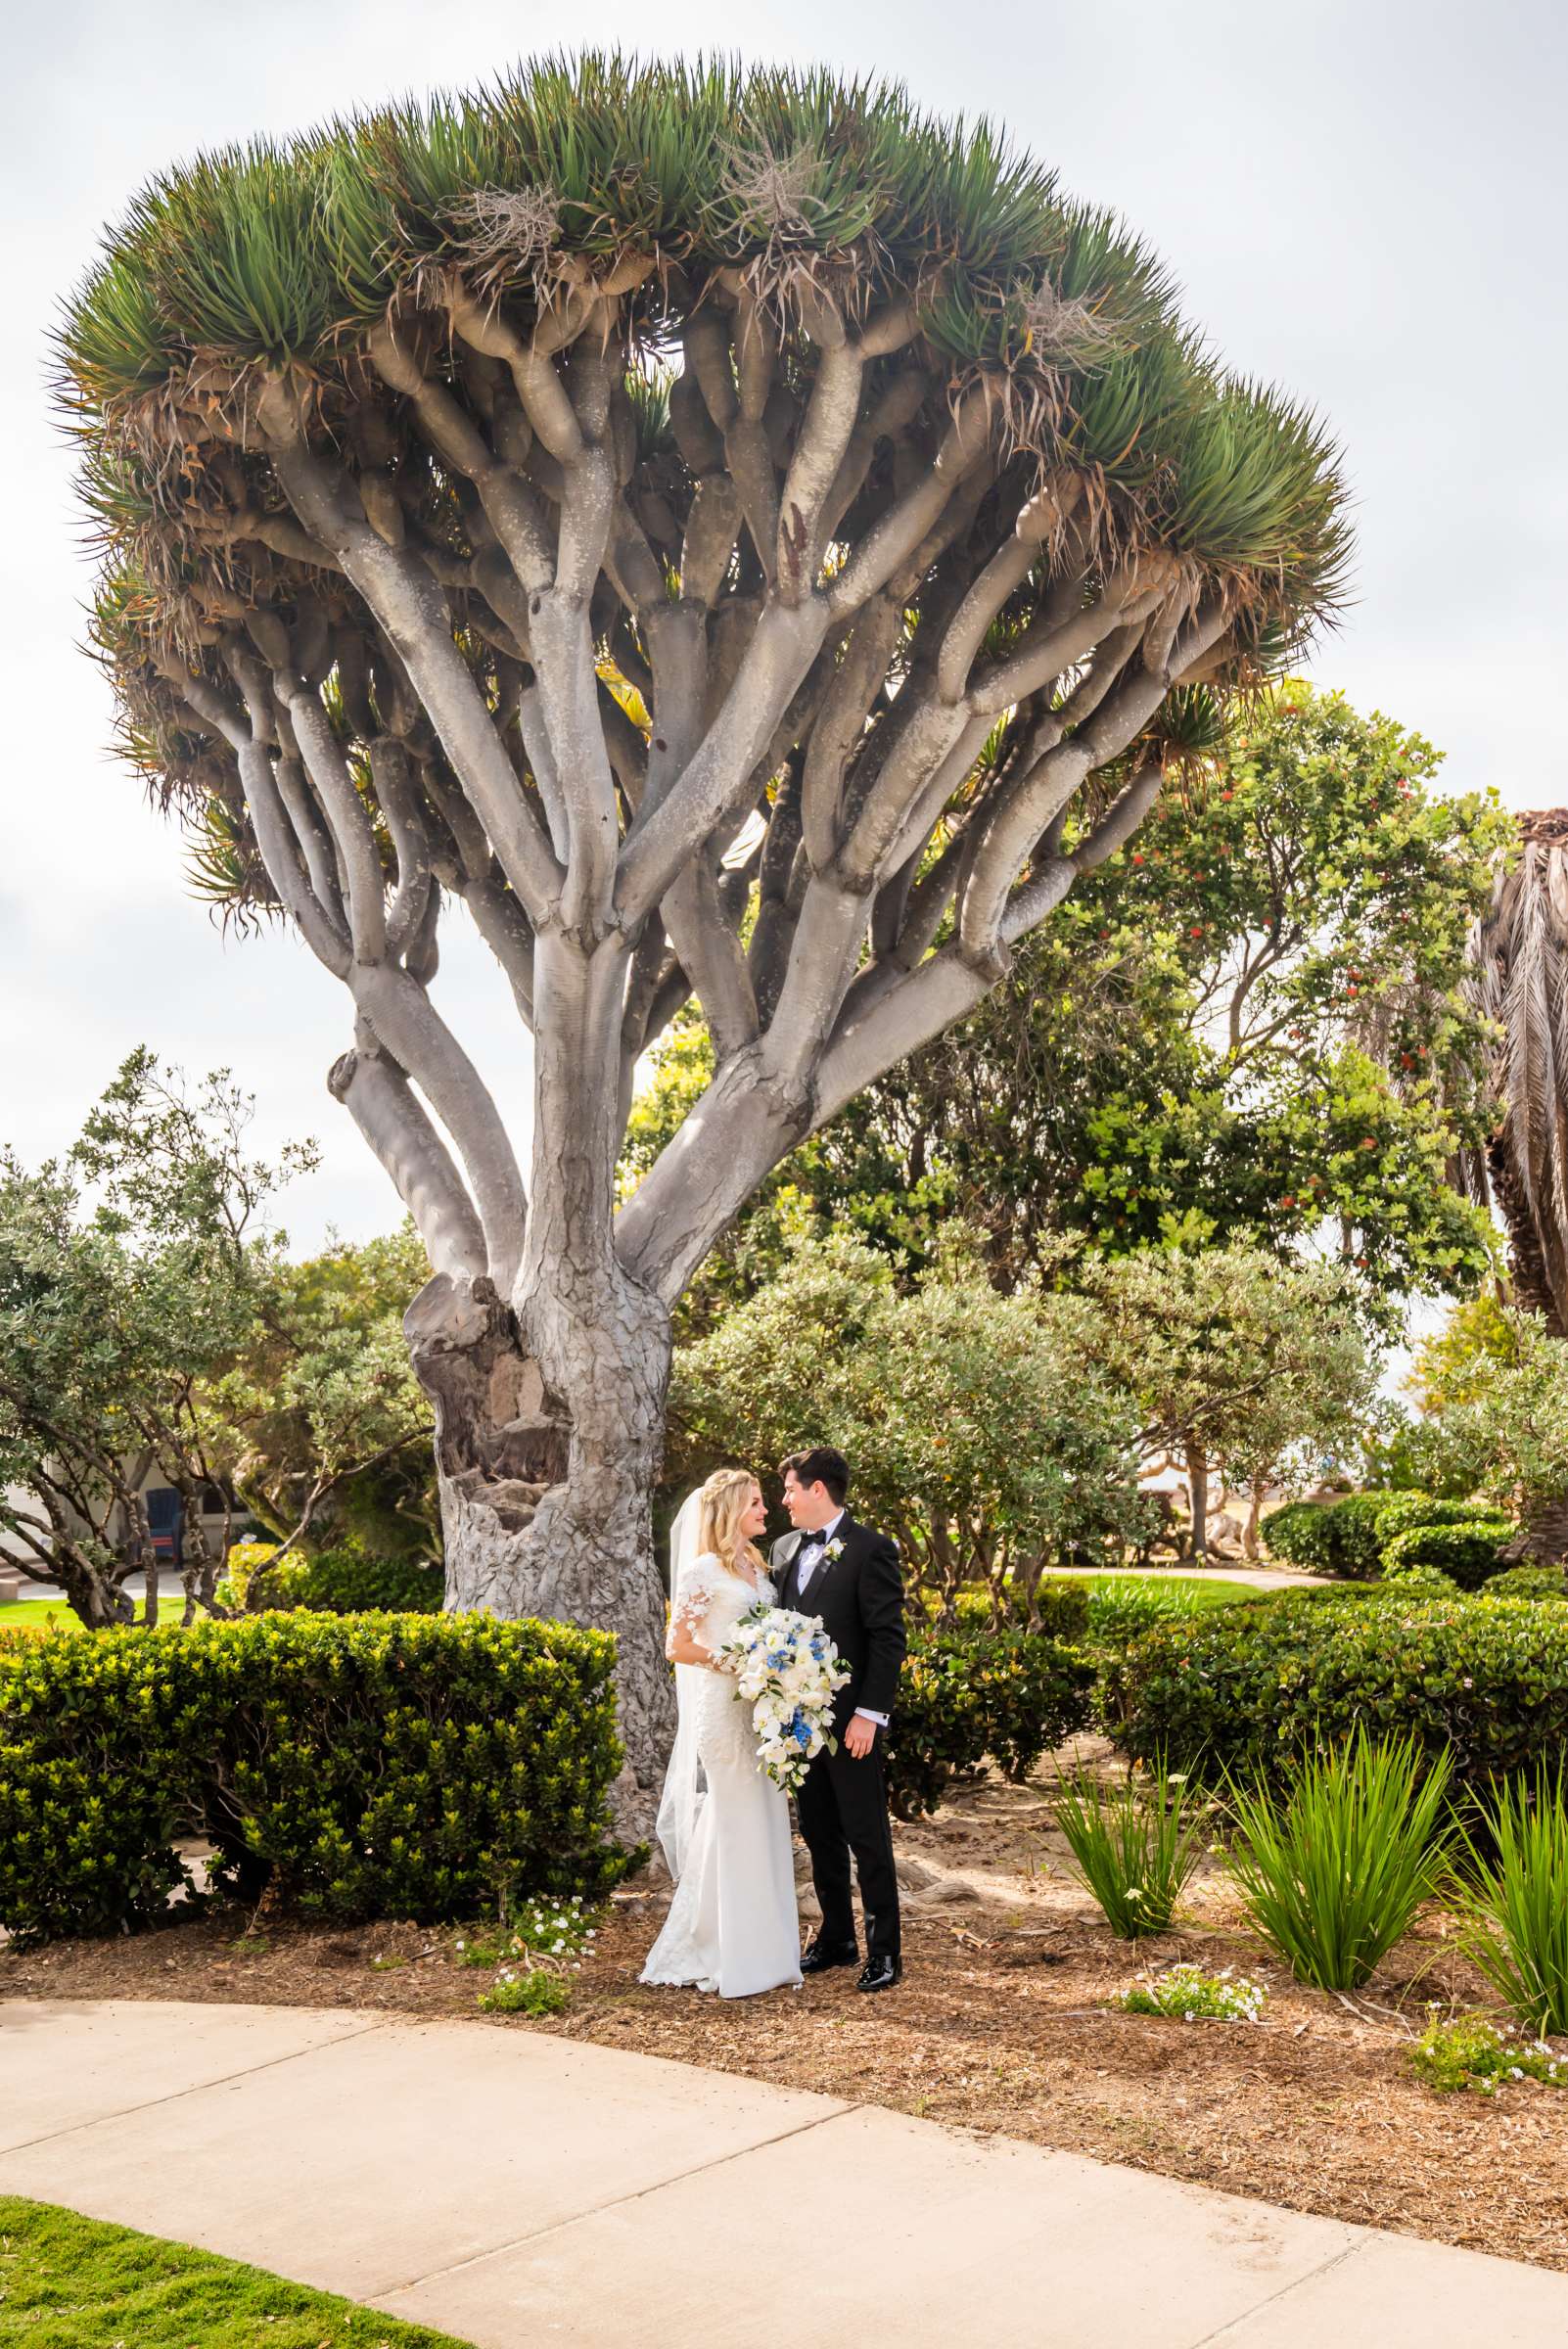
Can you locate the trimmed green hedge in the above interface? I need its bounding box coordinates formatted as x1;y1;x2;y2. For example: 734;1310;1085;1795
281;1548;444;1613
1383;1518;1513;1591
0;1614;627;1945
1260;1493;1400;1579
1485;1564;1568;1602
888;1629;1093;1818
218;1545;444;1614
1103;1588;1568;1795
950;1580;1091;1642
1371;1494;1503;1549
1262;1491;1520;1586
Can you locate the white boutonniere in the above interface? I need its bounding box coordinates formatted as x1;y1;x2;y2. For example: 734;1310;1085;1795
823;1537;846;1564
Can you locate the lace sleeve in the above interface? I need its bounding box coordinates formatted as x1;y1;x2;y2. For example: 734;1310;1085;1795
668;1553;722;1655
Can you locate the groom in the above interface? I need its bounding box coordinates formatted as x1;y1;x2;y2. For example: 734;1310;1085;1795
771;1447;906;1992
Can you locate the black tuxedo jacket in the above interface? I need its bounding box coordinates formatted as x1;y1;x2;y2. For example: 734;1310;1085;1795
770;1513;906;1726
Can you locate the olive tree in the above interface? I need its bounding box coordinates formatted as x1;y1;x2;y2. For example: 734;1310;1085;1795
64;58;1348;1808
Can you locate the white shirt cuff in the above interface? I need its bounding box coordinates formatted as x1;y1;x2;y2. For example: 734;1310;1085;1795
853;1707;889;1727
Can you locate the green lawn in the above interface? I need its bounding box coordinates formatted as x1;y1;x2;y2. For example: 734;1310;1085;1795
0;2196;474;2347
1084;1574;1264;1611
0;1600;76;1633
0;1600;190;1635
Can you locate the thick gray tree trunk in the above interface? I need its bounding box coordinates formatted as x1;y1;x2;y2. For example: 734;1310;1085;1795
386;929;684;1839
406;1195;676;1834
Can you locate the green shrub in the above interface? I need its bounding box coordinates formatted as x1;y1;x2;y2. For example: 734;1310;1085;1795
1452;1767;1568;2036
1260;1492;1401;1579
1053;1756;1206;1937
1382;1519;1513;1591
478;1969;570;2016
284;1547;444;1614
213;1540;279;1609
1372;1493;1506;1551
1222;1729;1452;1990
1104;1588;1568;1798
1378;1559;1453;1593
1085;1577;1188;1645
887;1629;1093;1818
1486;1565;1568;1603
1257;1500;1335;1571
1408;2012;1568;2096
1119;1963;1267;2021
0;1614;627;1944
948;1580;1091;1641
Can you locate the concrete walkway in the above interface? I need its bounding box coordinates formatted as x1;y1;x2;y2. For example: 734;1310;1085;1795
2;2002;1565;2346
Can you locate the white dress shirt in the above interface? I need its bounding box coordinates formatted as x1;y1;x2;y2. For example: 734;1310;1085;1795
792;1508;889;1729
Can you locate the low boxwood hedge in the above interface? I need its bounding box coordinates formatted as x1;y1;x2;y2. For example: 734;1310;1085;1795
948;1580;1091;1641
1383;1518;1514;1591
1371;1494;1508;1550
1485;1564;1568;1602
217;1545;443;1614
1262;1491;1521;1586
1260;1493;1401;1579
1102;1587;1568;1795
888;1629;1094;1819
0;1613;628;1945
281;1547;444;1613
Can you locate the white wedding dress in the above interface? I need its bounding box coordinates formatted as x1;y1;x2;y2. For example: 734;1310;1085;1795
640;1504;803;1999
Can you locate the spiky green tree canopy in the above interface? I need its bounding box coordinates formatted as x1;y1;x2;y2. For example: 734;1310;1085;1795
59;58;1350;1770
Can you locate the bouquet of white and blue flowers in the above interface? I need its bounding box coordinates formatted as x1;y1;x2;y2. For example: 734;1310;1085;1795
715;1603;851;1792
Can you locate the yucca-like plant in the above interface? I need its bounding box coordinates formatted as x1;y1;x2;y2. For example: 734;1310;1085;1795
1222;1731;1451;1992
1053;1755;1206;1936
60;54;1350;1819
1453;1768;1568;2036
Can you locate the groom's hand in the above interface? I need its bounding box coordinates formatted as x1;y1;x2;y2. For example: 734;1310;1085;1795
844;1715;877;1760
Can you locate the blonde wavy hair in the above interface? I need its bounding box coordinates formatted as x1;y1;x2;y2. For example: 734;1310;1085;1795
698;1466;767;1575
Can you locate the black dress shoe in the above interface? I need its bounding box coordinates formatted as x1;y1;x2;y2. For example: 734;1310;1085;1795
800;1938;859;1974
856;1955;902;1993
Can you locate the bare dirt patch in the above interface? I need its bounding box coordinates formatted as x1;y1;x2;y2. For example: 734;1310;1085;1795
4;1735;1565;2273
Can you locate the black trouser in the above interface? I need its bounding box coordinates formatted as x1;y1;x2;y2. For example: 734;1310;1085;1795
796;1729;900;1964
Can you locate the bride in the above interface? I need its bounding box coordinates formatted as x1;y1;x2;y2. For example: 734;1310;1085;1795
640;1466;803;1998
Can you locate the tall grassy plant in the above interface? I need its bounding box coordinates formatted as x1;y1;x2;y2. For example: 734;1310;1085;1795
1222;1731;1452;1990
1053;1757;1206;1937
1453;1769;1568;2035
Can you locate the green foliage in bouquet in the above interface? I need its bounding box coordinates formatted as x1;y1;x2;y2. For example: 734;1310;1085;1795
0;1614;627;1944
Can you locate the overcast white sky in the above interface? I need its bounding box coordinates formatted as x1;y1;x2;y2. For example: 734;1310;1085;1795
2;0;1564;1255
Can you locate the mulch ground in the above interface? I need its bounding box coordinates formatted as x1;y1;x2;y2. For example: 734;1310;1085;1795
5;1735;1566;2274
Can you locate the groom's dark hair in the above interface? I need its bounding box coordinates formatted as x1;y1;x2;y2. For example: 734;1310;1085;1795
780;1446;850;1505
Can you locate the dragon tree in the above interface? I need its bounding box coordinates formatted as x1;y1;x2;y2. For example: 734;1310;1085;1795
63;57;1349;1812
